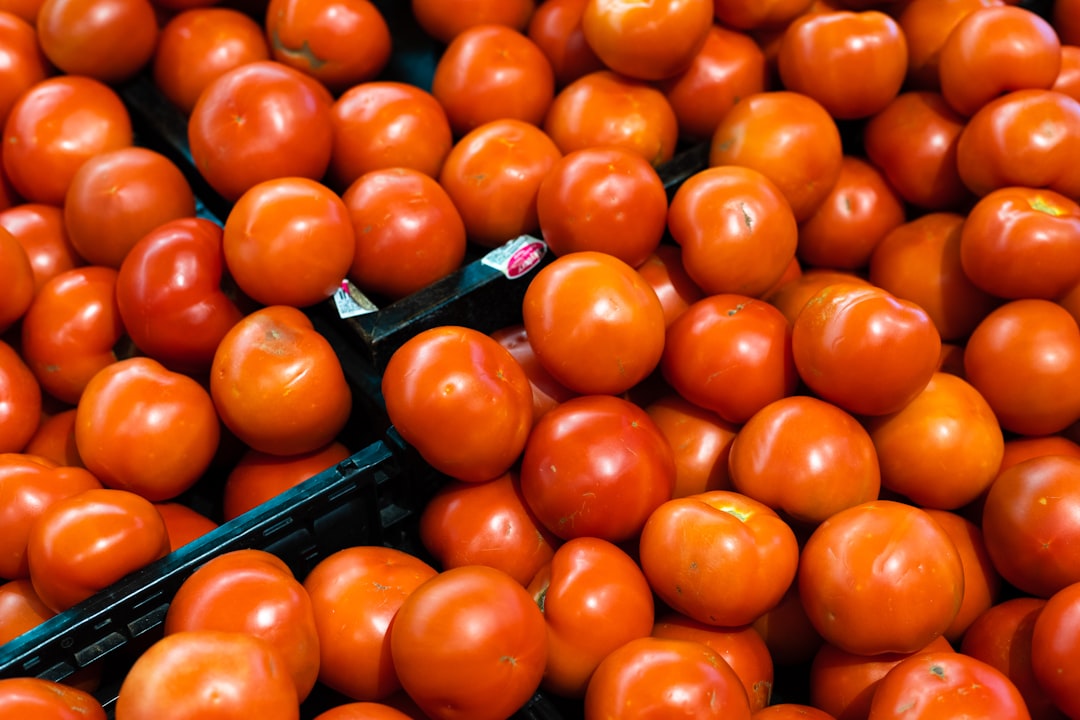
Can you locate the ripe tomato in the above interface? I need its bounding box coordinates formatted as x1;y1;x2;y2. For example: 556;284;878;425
866;651;1030;719
729;395;881;527
35;0;157;83
489;324;577;421
895;0;1000;91
0;337;39;454
635;244;705;327
188;60;334;203
1054;45;1080;102
921;509;1001;643
389;565;547;720
2;75;132;206
303;546;437;702
26;487;170;612
419;470;559;587
382;325;533;483
752;581;825;668
152;7;271;116
711;0;814;31
0;203;82;295
583;636;753;719
798;500;965;655
638;490;800;627
777;10;907;120
265;0;391;93
116;630;300;720
410;0;535;44
22;408;80;468
536;146;667;268
0;677;105;720
0;225;33;333
763;268;869;326
328;81;453;189
645;392;738;499
153;502;218;551
522;250;666;395
981;454;1080;598
963;299;1080;436
312;705;413;720
0;11;48;131
0;578;54;643
519;394;675;543
527;536;655;698
210;305;352;456
526;0;604;88
792;282;942;417
437;118;562;247
222;441;352;521
709;90;843;223
753;706;837;720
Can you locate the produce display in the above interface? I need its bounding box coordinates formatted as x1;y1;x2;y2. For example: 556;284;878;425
2;0;1080;719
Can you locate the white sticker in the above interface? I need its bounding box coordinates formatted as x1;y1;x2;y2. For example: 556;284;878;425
481;235;548;279
333;279;379;319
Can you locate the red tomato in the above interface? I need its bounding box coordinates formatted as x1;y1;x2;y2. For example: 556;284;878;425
798;500;965;655
635;244;705;327
410;0;535;44
0;578;54;643
342;167;467;302
265;0;391;93
1054;45;1080;102
525;0;604;88
490;323;577;421
210;305;353;456
222;442;352;521
116;630;300;720
752;581;825;668
0;337;39;455
154;502;218;551
2;75;133;206
896;0;1001;91
522;251;666;396
645;392;739;499
519;394;675;543
763;268;869;326
312;705;414;720
921;509;1001;643
389;565;548;720
303;546;438;702
0;225;33;333
22;408;81;468
188;60;334;203
26;487;170;612
1000;434;1080;473
583;636;753;719
36;0;158;83
0;677;105;720
754;706;837;720
527;536;655;698
712;0;815;31
0;11;49;131
0;203;83;295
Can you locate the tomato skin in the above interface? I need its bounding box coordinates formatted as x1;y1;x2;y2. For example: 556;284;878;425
638;490;800;628
0;677;106;720
410;0;535;44
389;565;548;720
489;324;577;422
382;325;534;483
222;441;352;521
798;500;965;656
154;502;218;551
0;578;55;643
527;536;655;698
922;509;1001;642
1027;584;1080;719
896;0;1000;91
0;339;40;454
519;394;676;543
645;392;738;499
711;0;814;31
526;0;603;88
0;11;49;131
312;705;414;720
0;203;81;295
36;0;158;84
635;245;705;328
753;705;836;720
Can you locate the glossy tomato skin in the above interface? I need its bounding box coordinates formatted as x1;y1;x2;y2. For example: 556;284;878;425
0;677;106;720
712;0;814;31
0;340;40;454
520;394;675;543
389;565;548;720
154;502;218;551
489;324;577;422
0;578;55;643
116;217;245;375
527;536;655;698
922;509;1001;643
0;203;81;295
35;0;158;84
526;0;603;88
645;392;738;499
410;0;535;44
638;490;800;627
312;704;413;720
0;11;49;131
1029;582;1080;719
381;325;534;483
222;441;352;521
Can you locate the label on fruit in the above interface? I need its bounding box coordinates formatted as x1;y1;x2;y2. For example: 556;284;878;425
333;279;379;318
481;235;548;279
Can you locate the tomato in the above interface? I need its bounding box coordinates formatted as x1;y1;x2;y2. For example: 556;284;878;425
0;677;105;720
963;299;1080;436
164;549;320;701
752;581;825;668
0;0;41;23
419;470;559;587
525;0;604;88
0;203;82;295
223;176;355;308
798;500;965;655
583;635;753;719
0;336;41;456
116;630;300;720
210;305;352;456
26;487;170;612
711;0;814;31
389;565;547;720
328;81;453;190
303;546;437;702
580;0;712;81
652;613;774;712
265;0;391;93
312;705;414;720
0;578;54;643
20;266;124;406
861;90;973;212
763;268;868;326
153;502;218;551
382;325;533;483
753;706;836;720
1054;45;1080;102
116;217;245;375
0;11;49;131
222;441;352;521
410;0;535;44
635;244;705;328
188;60;334;203
645;392;738;499
543;69;679;167
2;75;133;206
709;90;843;223
153;7;271;116
895;0;1000;91
490;324;576;421
638;490;799;627
36;0;157;83
527;536;654;698
867;651;1030;719
23;408;80;467
522;251;666;396
657;23;769;143
668;166;797;298
342;167;467;302
437;118;562;247
536;146;667;268
808;636;955;720
981;454;1080;598
938;4;1061;117
728;395;881;527
868;212;1000;342
0;225;33;333
921;509;1001;643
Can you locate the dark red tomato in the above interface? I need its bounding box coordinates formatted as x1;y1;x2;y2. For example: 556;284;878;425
410;0;535;44
154;502;218;551
22;408;81;468
0;578;55;643
2;75;133;206
222;441;352;521
644;391;739;499
36;0;158;84
0;677;106;720
896;0;1001;91
1028;583;1080;719
519;394;676;543
525;0;604;88
0;11;49;130
922;509;1001;643
635;244;705;328
0;203;82;295
0;340;40;457
490;324;577;422
752;581;824;668
188;60;334;202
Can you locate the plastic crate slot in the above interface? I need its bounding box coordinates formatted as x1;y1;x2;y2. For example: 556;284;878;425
126;604;169;638
73;632;126;667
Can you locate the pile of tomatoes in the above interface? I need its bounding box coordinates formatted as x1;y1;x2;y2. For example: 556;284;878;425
4;0;1080;718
